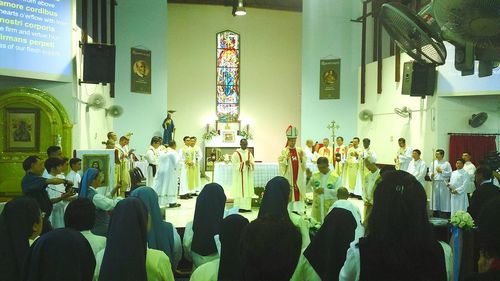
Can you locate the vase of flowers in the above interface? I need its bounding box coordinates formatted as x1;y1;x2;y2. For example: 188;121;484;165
449;211;475;281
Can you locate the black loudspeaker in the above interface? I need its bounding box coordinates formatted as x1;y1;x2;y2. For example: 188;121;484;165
402;61;437;97
82;43;116;83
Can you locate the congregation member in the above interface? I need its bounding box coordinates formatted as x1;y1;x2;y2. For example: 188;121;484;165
318;137;333;164
42;145;63;178
129;167;146;193
154;141;181;207
307;157;340;223
189;214;249;281
468;165;500;221
345;137;362;196
339;170;453;281
145;136;162;187
407;149;427;188
66;157;82;191
278;125;307;213
94;198;175;281
465;198;500;281
21;156;73;233
64;198;106;257
395;137;413;171
191;136;203;194
179;136;196;199
45;157;75;228
131;186;182;270
258;176;310;250
293;189;364;281
184;183;227;269
0;197;43;281
23;228;96;281
362;157;381;220
462;152;477;194
430;149;452;218
79;168;122;236
240;217;301;281
449;158;471;215
61;157;70;175
231;138;255;213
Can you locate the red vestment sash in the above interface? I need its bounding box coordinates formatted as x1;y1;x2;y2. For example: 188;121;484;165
289;148;300;201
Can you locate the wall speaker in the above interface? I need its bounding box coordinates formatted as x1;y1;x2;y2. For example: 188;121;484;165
402;61;437;97
82;43;116;83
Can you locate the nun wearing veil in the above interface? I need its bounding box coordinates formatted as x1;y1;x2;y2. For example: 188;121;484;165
183;183;227;269
189;214;249;281
131;186;182;270
79;168;122;236
0;197;43;281
94;197;174;281
22;228;96;281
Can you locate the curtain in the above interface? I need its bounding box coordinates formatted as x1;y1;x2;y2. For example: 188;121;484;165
448;135;497;166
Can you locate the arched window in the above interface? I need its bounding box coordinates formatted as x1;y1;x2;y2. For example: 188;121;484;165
216;30;240;122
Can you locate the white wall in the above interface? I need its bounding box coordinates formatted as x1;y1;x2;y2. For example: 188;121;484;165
301;0;362;147
167;4;302;162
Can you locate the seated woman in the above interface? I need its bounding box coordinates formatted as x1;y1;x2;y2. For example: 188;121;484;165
22;228;96;281
0;197;43;281
183;183;227;269
258;176;311;250
79;168;122;237
64;198;107;257
293;189;365;281
189;214;249;281
131;186;182;270
339;170;453;281
94;197;175;281
465;197;500;281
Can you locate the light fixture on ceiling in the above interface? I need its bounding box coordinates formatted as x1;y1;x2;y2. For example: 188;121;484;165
233;0;246;16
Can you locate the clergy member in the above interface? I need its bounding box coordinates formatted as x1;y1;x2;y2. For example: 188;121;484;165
307;157;340;223
278;125;307;213
334;136;346;181
145;136;162;187
318;138;333;164
362;156;381;221
356;138;377;195
429;149;452;218
116;136;132;196
191;136;203;195
407;149;427;188
231;138;255;213
395;138;413;171
304;139;316;165
448;158;471;215
462;152;477;194
345;137;363;196
154;141;181;208
179;136;196;199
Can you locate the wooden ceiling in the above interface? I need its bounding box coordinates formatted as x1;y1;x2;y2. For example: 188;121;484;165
168;0;303;12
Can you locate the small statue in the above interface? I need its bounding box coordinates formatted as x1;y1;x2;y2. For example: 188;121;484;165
162;110;176;146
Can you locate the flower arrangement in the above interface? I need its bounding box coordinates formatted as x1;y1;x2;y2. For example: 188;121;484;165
239;129;253;140
450;211;475;230
202;129;219;141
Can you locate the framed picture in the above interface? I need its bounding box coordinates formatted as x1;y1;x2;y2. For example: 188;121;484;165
222;131;236;143
319;59;341;99
4;108;40;152
131;48;152;94
76;150;116;193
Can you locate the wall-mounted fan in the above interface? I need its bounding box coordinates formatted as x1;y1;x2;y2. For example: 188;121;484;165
359;109;374;121
106;105;124;118
380;1;500;77
394;106;412;119
469;112;488;128
84;93;107;112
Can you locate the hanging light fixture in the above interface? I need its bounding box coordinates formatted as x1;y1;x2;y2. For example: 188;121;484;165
233;0;246;16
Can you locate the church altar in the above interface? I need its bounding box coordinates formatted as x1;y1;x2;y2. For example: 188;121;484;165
204;128;254;172
214;162;279;188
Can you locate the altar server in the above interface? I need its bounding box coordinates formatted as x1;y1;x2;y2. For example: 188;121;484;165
395;138;413;171
145;136;162;187
407;149;427;188
449;158;471;215
154;141;181;208
231;138;255;212
429;149;452;218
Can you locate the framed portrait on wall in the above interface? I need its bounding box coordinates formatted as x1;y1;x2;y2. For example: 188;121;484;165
222;131;236;143
319;59;341;99
76;150;116;194
131;48;152;94
4;108;40;152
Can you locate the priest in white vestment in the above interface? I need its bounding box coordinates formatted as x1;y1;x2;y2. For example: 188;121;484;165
334;136;346;182
145;136;162;187
231;139;255;212
192;137;203;194
395;137;413;171
179;137;196;199
345;137;363;196
278;125;307;213
154;141;181;208
318;138;333;164
407;149;427;188
449;159;471;215
304;139;317;165
429;149;452;217
362;156;381;221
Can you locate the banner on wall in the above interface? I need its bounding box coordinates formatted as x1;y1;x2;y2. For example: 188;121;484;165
131;48;152;94
319;59;341;99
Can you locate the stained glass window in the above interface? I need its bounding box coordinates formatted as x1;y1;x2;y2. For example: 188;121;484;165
216;31;240;122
